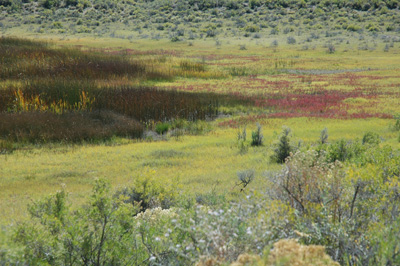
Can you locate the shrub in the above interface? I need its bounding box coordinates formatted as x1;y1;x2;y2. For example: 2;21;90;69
251;123;263;146
327;44;336;53
8;178;293;265
115;169;177;210
362;132;381;145
245;25;259;32
271;40;278;47
287;36;296;44
170;36;180;42
271;127;294;163
237;126;248;154
394;117;400;131
384;44;390;52
326;139;366;163
199;239;339;266
320;127;329;144
235;169;255;192
0;139;13;154
13;179;143;265
270;28;279;35
269;150;346;216
347;24;361;32
326;139;348;162
42;0;60;9
155;122;170;135
237;126;247;142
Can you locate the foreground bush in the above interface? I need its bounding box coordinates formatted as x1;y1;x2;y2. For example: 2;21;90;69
2;177;293;265
269;148;400;265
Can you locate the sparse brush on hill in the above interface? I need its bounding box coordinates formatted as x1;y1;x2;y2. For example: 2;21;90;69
1;0;400;41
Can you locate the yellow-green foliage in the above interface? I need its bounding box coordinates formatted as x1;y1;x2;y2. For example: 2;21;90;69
265;239;339;266
132;168;179;208
13;89;94;113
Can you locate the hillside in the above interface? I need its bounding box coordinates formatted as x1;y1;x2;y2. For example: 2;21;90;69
1;0;400;42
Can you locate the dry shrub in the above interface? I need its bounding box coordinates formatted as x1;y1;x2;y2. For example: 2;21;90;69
196;240;338;266
195;258;220;266
0;110;143;143
230;254;260;266
196;254;260;266
266;239;339;266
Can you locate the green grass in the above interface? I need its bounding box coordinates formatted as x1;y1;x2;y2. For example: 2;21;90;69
1;117;397;225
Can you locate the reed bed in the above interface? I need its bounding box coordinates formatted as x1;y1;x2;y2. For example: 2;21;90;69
0;37;247;143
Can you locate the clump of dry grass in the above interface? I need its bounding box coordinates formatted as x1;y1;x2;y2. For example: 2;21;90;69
196;239;338;266
230;254;260;266
266;239;339;266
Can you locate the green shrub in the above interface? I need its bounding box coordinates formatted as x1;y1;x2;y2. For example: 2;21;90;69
287;36;296;44
327;44;336;53
238;126;247;142
42;0;60;9
362;132;381;145
326;139;349;162
236;169;255;192
0;139;13;154
251;123;263;146
347;24;361;32
245;25;259;32
7;177;292;265
394;117;400;131
155;122;170;135
170;36;180;42
237;126;248;154
115;169;177;210
13;179;143;265
326;139;366;163
320;127;329;144
271;127;294;163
